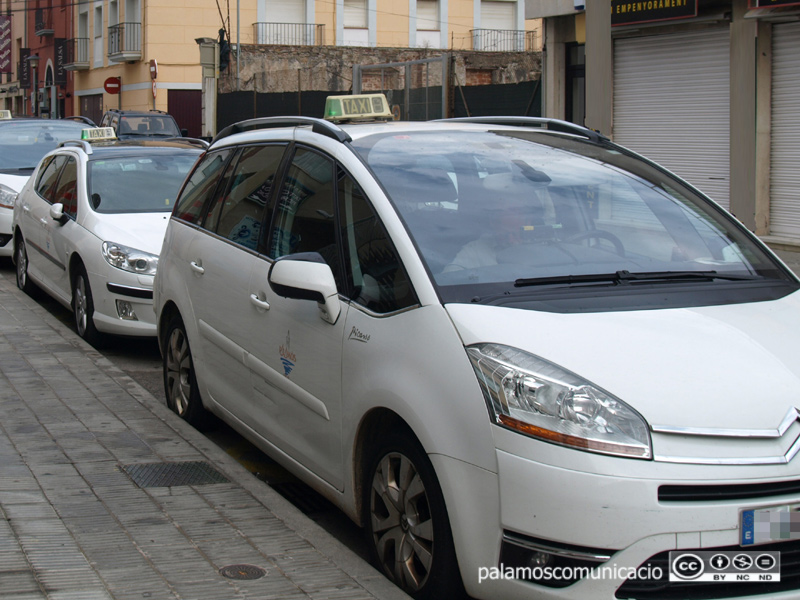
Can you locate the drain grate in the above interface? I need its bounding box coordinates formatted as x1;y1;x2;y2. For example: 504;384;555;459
120;461;229;488
219;564;267;580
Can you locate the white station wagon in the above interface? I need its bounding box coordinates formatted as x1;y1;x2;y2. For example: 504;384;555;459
13;129;204;344
154;95;800;600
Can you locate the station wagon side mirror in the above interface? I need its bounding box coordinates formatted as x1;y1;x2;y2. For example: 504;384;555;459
268;253;341;325
49;203;68;225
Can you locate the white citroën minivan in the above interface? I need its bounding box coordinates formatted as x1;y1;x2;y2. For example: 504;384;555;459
154;95;800;600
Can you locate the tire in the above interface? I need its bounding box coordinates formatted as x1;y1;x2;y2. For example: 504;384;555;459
72;263;104;346
365;432;465;600
163;315;208;428
15;236;36;295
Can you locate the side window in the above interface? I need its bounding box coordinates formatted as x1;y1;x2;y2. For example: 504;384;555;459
35;155;67;203
173;149;233;225
54;157;79;218
268;147;341;285
338;167;416;313
206;144;285;249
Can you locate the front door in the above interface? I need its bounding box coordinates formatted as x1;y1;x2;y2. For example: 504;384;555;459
247;146;347;490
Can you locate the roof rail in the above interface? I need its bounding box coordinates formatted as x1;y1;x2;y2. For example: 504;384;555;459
59;139;93;155
436;117;609;143
212;117;351;145
160;137;210;150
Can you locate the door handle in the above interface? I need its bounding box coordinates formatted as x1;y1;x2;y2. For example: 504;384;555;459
249;294;270;311
190;261;205;275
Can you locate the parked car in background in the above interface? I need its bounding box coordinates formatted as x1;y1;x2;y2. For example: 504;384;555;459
13;127;205;345
0;116;90;257
154;95;800;600
100;109;185;139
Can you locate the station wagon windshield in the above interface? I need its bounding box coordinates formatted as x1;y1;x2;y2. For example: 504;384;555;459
88;154;199;213
352;129;796;307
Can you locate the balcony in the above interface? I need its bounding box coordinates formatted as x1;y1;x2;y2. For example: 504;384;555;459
63;38;90;71
108;22;142;62
471;29;538;52
253;22;325;46
35;8;54;37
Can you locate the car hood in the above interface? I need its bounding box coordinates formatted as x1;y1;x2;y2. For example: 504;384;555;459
0;172;31;193
446;292;800;433
89;212;171;256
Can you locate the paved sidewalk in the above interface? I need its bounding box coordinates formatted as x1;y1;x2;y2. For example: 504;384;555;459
0;269;410;600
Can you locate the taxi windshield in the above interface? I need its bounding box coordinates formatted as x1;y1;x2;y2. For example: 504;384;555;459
351;129;793;304
0;121;88;171
88;153;199;213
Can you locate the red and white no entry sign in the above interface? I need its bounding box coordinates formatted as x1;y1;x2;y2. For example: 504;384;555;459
103;77;121;94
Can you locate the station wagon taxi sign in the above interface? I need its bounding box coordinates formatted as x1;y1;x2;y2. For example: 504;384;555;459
323;94;393;123
0;109;12;119
81;127;117;141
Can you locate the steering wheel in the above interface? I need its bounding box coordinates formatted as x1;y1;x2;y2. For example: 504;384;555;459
564;229;626;257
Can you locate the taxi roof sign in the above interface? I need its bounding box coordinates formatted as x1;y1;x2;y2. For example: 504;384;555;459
0;110;12;120
324;94;393;123
81;127;117;141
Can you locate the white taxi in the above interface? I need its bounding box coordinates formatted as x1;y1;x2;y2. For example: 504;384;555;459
154;95;800;600
0;115;90;257
13;128;204;344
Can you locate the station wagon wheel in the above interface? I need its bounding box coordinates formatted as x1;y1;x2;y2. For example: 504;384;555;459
72;264;104;346
163;316;208;428
365;433;464;600
564;229;626;256
15;236;36;295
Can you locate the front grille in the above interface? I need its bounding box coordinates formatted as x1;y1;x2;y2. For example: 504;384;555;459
659;479;800;502
615;540;800;599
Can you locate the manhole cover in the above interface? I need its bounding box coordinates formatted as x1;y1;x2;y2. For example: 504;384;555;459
120;461;229;487
219;564;267;580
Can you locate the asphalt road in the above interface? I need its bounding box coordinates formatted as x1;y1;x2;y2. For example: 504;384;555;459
0;258;371;566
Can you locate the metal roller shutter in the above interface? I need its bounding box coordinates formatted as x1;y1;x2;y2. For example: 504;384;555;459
481;1;515;30
614;28;730;209
268;0;305;23
769;22;800;240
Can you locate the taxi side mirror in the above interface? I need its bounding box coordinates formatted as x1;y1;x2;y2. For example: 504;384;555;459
49;203;68;225
268;253;340;325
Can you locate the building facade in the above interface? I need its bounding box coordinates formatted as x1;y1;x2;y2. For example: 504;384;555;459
0;0;76;117
527;0;800;251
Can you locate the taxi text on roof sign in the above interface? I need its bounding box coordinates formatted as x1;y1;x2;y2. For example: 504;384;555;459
0;109;12;119
82;127;117;141
324;94;393;123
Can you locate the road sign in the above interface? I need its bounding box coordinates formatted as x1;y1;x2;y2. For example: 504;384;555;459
104;77;121;95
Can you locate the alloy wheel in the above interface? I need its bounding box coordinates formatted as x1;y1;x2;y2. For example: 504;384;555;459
369;451;434;593
165;326;193;417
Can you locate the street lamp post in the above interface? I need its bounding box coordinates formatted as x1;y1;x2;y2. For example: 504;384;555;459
26;54;39;117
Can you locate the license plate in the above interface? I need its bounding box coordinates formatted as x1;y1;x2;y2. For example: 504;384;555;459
740;502;800;546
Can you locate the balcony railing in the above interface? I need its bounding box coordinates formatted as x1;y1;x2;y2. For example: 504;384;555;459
63;38;90;71
471;29;537;52
253;22;325;46
35;8;54;36
108;22;142;62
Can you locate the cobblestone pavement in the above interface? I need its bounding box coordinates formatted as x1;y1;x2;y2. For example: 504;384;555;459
0;269;410;600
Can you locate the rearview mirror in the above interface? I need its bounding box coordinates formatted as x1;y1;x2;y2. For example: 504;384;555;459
268;253;340;325
49;203;68;225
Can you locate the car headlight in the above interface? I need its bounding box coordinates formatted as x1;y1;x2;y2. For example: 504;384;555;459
467;343;652;459
0;183;18;209
102;242;158;275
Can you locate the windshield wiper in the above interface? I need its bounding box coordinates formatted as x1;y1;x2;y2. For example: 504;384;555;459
514;270;760;288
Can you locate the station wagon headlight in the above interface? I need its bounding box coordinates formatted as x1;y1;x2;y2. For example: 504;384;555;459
467;343;651;459
0;183;18;209
102;242;158;275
